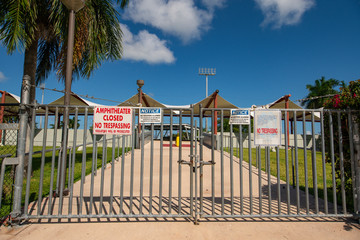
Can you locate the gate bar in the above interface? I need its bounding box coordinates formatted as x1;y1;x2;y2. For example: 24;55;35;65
89;132;96;214
109;135;116;214
129;109;136;213
328;112;337;214
139;123;145;214
194;120;199;223
149;123;154;214
337;112;347;214
79;108;88;214
159;111;164;214
258;146;262;215
239;125;243;215
320;111;328;214
119;135;126;214
302;111;310;214
230;124;234;215
37;106;48;215
276;146;281;215
24;107;37;215
178;111;182;214
248;115;253;215
211;110;215;215
220;110;224;215
199;105;204;217
99;137;106;214
49;108;59;215
294;110;300;214
68;108;78;215
284;111;290;214
267;146;272;215
169;111;173;214
348;111;357;214
311;112;319;214
189;107;194;218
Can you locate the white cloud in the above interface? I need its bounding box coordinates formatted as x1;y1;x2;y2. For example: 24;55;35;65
0;71;7;82
121;24;175;64
255;0;315;28
124;0;219;43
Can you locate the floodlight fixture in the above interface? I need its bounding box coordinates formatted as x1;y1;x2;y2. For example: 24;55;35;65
199;68;216;76
61;0;86;12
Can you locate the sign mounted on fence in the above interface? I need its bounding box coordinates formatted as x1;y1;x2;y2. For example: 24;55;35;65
139;108;162;124
254;110;281;146
93;107;132;135
229;109;250;125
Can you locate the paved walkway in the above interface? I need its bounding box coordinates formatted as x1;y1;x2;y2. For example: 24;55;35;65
0;141;359;239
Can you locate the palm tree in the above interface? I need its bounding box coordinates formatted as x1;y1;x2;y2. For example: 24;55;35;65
302;76;341;109
0;0;129;104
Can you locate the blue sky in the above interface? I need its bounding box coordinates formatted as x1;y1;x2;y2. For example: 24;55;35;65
1;0;360;108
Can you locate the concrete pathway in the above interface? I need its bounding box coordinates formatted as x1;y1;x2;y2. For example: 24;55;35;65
0;141;359;239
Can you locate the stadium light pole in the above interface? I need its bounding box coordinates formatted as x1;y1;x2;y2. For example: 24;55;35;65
59;0;85;195
137;79;144;149
199;68;216;132
61;0;85;108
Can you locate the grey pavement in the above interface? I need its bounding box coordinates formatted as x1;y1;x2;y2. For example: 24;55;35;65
0;141;359;239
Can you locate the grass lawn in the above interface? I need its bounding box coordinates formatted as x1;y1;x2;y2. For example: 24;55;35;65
224;147;340;206
24;146;131;203
0;145;131;218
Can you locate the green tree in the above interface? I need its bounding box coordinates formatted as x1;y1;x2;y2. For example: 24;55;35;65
302;76;342;109
0;0;129;104
323;79;360;211
50;117;80;129
218;118;253;133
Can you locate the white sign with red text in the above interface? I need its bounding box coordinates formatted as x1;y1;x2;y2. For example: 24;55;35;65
93;107;132;135
254;110;281;146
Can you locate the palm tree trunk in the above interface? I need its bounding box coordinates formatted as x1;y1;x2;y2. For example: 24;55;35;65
23;35;39;104
22;34;39;171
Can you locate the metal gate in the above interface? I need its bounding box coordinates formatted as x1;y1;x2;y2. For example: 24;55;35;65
0;78;359;224
198;106;360;221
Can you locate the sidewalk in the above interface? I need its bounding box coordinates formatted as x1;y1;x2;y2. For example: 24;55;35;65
1;216;359;240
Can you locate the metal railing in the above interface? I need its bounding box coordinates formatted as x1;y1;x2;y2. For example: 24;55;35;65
198;107;360;220
1;79;359;225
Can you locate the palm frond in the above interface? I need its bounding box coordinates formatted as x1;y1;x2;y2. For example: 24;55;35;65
36;37;60;85
302;76;342;108
0;0;38;53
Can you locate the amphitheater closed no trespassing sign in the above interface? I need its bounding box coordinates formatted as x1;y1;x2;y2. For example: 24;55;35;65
93;107;133;135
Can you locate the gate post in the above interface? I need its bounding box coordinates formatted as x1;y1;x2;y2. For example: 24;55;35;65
11;75;30;220
352;115;360;220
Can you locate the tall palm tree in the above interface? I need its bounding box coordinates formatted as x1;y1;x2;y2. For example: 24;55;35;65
0;0;129;104
302;76;341;109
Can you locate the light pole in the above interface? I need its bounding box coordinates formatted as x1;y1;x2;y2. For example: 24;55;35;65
61;0;85;108
137;79;144;149
199;68;216;132
59;0;85;196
